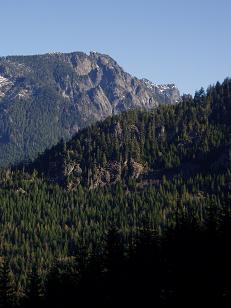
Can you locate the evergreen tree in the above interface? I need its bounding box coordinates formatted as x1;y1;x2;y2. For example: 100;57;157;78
0;259;15;308
25;266;41;308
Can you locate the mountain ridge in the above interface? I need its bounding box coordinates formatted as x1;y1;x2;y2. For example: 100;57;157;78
0;51;181;167
25;78;230;190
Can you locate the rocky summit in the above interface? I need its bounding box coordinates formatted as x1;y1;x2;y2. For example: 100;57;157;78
0;51;181;166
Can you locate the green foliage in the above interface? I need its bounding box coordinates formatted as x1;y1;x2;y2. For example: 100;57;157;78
14;215;231;307
32;78;231;187
0;167;229;292
0;78;229;298
0;259;15;308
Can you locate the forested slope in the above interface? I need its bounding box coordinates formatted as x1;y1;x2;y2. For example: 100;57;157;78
0;78;229;303
32;79;231;189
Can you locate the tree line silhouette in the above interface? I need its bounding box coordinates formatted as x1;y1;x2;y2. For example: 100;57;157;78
0;204;231;307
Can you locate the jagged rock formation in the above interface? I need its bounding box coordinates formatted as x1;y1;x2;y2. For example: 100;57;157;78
0;51;181;166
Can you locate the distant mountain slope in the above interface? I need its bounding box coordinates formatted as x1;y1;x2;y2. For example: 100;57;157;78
30;78;231;190
0;51;181;166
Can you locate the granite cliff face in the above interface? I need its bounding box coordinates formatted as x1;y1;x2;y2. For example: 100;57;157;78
0;51;181;166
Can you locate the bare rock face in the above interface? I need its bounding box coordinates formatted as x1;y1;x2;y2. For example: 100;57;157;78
90;162;122;189
61;158;148;190
128;159;146;179
0;51;181;166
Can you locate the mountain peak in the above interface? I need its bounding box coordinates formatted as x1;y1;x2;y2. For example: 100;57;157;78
0;51;181;166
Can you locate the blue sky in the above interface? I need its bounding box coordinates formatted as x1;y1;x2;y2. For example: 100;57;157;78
1;0;231;94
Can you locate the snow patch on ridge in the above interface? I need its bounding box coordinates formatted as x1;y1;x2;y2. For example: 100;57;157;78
141;78;177;92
